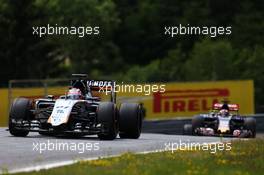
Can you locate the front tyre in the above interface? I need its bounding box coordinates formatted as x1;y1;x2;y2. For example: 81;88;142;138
119;103;142;139
192;115;204;135
39;131;55;137
9;98;31;137
244;117;256;138
97;102;117;140
183;124;193;135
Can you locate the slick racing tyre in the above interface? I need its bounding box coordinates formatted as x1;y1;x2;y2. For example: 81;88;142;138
183;124;193;135
39;131;55;137
9;98;32;137
192;115;204;135
119;103;142;139
97;102;117;140
244;117;256;138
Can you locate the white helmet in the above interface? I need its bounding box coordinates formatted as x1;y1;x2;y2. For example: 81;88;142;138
219;109;229;117
67;88;84;100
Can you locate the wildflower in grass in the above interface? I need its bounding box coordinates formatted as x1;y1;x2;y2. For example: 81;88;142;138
88;159;112;167
217;159;227;165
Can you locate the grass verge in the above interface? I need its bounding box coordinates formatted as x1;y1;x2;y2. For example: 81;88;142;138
14;139;264;175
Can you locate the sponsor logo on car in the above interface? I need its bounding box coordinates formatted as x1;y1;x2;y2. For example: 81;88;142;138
87;80;114;87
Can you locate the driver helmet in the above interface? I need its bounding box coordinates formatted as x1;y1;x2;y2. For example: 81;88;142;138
67;88;84;100
219;109;229;117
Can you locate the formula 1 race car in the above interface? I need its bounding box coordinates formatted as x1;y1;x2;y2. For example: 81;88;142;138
8;74;142;140
183;101;256;138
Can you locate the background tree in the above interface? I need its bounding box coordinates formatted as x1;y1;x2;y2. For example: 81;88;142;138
0;0;263;111
0;0;64;86
48;0;121;76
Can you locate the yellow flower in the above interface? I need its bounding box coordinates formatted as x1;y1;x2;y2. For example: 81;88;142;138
88;159;112;167
217;159;227;165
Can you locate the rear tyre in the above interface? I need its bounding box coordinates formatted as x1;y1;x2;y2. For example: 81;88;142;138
119;103;142;139
183;124;193;135
244;117;256;138
9;98;31;137
97;102;117;140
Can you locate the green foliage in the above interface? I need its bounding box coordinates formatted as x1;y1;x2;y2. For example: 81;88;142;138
159;48;187;82
121;39;264;110
235;46;264;108
185;39;235;81
231;0;264;48
120;39;236;82
0;0;64;85
118;48;185;83
121;60;161;83
0;0;263;109
46;0;121;75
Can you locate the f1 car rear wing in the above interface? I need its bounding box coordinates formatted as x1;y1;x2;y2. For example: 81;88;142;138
213;103;239;111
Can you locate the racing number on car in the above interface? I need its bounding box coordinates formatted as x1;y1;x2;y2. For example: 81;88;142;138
56;109;64;114
50;100;76;126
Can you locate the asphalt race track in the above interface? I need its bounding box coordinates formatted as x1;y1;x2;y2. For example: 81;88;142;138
0;128;234;174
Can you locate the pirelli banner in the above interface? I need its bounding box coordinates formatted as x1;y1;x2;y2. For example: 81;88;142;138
117;80;254;119
0;80;255;126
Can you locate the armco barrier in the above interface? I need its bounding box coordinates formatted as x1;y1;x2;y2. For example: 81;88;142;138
142;114;264;134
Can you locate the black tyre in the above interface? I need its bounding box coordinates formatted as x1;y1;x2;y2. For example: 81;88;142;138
192;115;204;135
183;124;193;135
9;98;31;137
39;131;55;137
119;103;142;139
97;102;117;140
244;117;256;138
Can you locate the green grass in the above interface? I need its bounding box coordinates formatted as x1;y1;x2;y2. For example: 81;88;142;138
14;139;264;175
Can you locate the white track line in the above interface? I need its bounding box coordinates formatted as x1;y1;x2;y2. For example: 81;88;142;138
6;150;159;174
6;155;118;174
5;141;225;174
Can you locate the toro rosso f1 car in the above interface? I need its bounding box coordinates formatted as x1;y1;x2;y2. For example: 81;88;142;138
183;101;256;138
8;74;142;140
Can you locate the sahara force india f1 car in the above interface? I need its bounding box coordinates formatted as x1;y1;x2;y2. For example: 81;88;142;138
8;74;142;140
183;101;256;138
